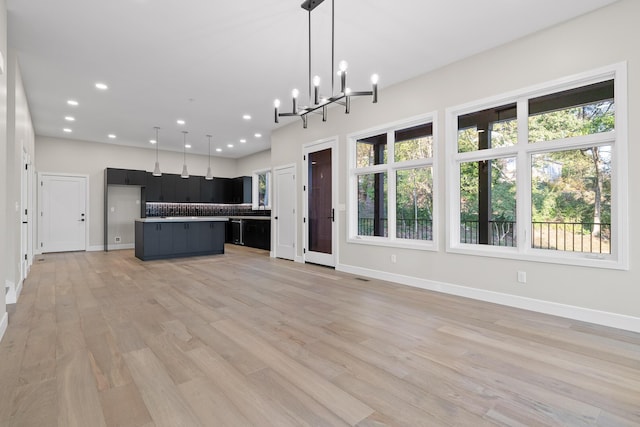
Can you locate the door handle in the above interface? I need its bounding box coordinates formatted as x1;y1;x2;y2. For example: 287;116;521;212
78;219;85;222
275;216;278;220
328;208;335;222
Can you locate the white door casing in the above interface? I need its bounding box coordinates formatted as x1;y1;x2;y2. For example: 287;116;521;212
39;174;88;253
274;164;296;260
303;138;337;267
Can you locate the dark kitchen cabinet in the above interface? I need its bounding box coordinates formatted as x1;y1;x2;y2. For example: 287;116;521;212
106;168;146;186
175;175;201;202
135;222;173;259
135;220;225;260
230;176;252;203
200;177;228;203
144;172;177;202
144;173;162;201
242;219;270;250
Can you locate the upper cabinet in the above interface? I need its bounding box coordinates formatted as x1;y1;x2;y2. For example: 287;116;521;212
200;177;229;203
106;168;146;186
230;176;252;204
128;170;252;204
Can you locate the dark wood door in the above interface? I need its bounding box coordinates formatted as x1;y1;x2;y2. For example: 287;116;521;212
308;148;332;255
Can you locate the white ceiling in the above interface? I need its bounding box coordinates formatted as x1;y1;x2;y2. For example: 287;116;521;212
7;0;618;159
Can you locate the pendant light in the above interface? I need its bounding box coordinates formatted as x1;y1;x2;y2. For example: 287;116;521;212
181;131;189;178
205;134;214;180
152;126;161;176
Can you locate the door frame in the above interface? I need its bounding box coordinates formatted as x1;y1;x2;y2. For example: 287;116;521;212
303;137;338;267
37;172;90;254
273;163;297;261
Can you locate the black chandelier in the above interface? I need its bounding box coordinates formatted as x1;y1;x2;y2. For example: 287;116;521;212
274;0;378;128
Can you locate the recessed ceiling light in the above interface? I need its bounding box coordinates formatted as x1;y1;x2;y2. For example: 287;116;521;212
65;116;75;121
63;128;72;133
67;100;79;106
108;134;116;139
240;139;246;143
227;144;234;148
177;119;185;125
149;139;157;144
216;148;222;152
95;82;108;90
242;114;251;120
254;133;262;138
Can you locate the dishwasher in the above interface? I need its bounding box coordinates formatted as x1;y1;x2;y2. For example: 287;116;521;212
231;219;243;245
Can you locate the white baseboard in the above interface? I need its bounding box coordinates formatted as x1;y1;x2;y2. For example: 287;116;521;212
16;279;23;301
0;312;8;344
88;243;134;252
295;255;305;263
336;263;640;333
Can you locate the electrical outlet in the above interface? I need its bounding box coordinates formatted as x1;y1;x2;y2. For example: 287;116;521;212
517;271;526;283
391;254;397;263
115;236;121;243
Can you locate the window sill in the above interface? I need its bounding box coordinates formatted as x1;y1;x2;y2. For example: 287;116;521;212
446;243;627;270
348;235;437;251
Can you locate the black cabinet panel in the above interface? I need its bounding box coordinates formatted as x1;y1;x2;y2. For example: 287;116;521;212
135;220;225;260
107;168;146;186
145;173;162;201
175;176;199;202
161;174;178;202
242;219;270;250
135;222;173;259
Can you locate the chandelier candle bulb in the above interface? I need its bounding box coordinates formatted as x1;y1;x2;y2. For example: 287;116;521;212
371;74;379;103
292;88;299;113
274;99;280;123
313;75;320;104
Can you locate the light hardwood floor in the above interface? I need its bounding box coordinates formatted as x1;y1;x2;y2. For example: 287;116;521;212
1;245;639;426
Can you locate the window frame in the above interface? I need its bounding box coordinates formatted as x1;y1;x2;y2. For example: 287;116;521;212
348;113;438;250
252;168;271;210
445;62;628;269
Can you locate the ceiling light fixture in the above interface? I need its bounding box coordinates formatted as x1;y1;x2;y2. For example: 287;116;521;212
240;139;246;143
181;131;189;178
177;119;185;125
95;82;108;90
152;127;161;176
108;134;116;139
205;134;214;180
254;133;262;138
63;128;72;133
274;0;378;128
242;114;251;120
65;116;75;121
67;100;78;106
216;148;222;152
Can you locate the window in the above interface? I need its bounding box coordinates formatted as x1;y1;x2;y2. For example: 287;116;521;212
349;115;436;249
447;64;627;269
252;169;271;210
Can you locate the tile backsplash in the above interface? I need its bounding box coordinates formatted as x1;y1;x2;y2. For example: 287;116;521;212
145;202;270;217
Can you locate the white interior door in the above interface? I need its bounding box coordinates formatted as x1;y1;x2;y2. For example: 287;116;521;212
274;165;296;260
304;139;337;267
40;174;87;253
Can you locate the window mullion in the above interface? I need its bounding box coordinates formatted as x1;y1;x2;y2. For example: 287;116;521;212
517;98;530;253
388;130;396;239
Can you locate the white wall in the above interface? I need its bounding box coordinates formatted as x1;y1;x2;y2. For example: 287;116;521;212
271;0;640;329
236;149;271;176
5;54;35;303
35;136;240;249
0;0;8;334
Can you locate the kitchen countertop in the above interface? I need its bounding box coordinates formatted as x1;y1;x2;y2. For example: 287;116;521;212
136;216;230;223
136;216;271;222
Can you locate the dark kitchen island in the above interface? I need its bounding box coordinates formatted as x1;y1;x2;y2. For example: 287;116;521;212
134;217;228;261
